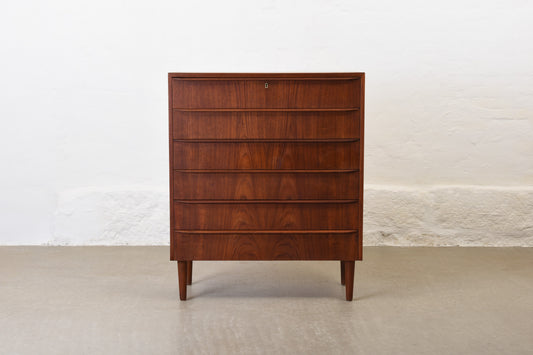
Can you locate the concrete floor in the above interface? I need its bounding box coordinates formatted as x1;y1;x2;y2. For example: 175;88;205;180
1;247;532;354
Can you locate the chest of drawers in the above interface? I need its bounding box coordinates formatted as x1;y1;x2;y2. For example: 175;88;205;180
168;73;365;301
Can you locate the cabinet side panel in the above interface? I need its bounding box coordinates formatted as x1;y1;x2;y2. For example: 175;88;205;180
169;74;176;260
358;74;365;260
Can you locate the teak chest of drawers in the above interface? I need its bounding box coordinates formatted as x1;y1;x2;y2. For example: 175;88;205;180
168;73;365;301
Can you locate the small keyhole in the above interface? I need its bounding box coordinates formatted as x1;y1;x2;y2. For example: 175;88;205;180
265;82;268;89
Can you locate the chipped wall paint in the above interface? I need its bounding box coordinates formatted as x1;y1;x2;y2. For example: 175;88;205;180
1;0;532;245
364;185;533;247
46;185;533;246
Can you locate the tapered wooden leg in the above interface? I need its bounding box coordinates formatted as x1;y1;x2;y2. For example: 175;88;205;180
340;261;346;285
177;261;188;301
344;261;355;301
186;261;192;285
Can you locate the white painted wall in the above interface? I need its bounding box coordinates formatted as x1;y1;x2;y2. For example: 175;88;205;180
1;0;532;245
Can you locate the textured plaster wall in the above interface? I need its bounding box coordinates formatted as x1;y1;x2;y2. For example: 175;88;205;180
1;0;532;245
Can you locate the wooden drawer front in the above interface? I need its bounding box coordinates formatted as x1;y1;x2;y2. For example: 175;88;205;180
174;202;358;230
172;79;360;108
173;171;358;200
172;110;360;139
172;232;359;260
173;142;359;170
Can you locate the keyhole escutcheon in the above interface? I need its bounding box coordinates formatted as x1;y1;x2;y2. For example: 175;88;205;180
265;82;268;89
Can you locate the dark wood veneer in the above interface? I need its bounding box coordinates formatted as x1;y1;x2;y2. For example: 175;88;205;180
173;110;360;139
169;72;364;301
174;201;358;230
173;171;359;200
172;79;360;109
173;232;359;260
173;141;359;170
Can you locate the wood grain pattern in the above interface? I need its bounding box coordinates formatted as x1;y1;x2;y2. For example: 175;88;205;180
172;79;360;108
173;141;359;170
172;110;360;139
174;201;358;230
173;171;359;200
172;232;359;260
168;73;364;300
